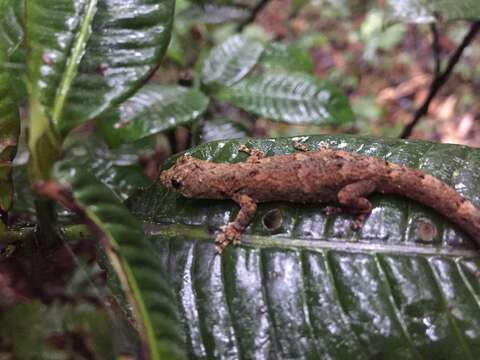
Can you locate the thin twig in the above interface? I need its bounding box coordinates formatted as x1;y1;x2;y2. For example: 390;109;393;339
237;0;270;32
430;23;442;77
400;21;480;139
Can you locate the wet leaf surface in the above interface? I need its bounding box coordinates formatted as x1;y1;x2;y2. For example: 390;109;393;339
129;135;480;359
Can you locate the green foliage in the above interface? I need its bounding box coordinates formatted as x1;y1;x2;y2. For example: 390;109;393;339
61;137;151;200
53;160;186;359
2;0;480;358
214;73;355;125
259;42;314;73
99;85;209;147
0;0;22;213
0;302;117;359
201;34;265;87
26;0;175;136
129;135;480;358
387;0;480;23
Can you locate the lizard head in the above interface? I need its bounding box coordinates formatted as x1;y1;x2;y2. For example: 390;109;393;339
160;153;215;198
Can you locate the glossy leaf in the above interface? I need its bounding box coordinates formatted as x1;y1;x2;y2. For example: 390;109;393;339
178;4;249;24
98;85;209;147
61;137;151;200
201;35;264;87
215;73;355;125
128;135;480;358
259;42;314;73
26;0;175;136
0;0;22;214
52;162;186;360
386;0;480;23
200;118;250;143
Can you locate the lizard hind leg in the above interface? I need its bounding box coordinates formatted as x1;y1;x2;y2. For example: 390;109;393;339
337;180;377;230
215;194;257;253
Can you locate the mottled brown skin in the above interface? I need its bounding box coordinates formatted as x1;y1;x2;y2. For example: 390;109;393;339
160;145;480;252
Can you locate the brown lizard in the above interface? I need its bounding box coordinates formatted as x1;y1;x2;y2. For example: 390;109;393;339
160;144;480;252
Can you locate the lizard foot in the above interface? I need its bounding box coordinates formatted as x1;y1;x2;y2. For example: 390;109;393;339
324;206;343;216
351;214;368;231
293;142;309;152
215;223;242;253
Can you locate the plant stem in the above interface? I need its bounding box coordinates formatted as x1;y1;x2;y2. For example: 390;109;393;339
400;21;480;139
0;224;92;245
237;0;270;31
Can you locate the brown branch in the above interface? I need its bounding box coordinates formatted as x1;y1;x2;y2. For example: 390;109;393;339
400;21;480;139
237;0;270;31
430;23;442;77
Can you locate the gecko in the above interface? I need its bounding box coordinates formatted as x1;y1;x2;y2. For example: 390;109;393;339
159;144;480;253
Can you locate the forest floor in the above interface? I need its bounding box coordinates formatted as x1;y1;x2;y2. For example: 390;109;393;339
254;0;480;146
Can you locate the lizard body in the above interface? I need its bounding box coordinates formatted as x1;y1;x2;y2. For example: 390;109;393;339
160;145;480;252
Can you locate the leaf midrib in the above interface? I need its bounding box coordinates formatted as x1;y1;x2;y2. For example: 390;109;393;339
146;224;480;258
52;0;98;127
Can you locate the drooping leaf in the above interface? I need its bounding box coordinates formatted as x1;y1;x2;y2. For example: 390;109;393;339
46;162;186;360
98;85;209;147
26;0;175;137
259;42;314;73
178;4;249;24
215;73;354;125
386;0;480;23
128;135;480;358
201;35;264;87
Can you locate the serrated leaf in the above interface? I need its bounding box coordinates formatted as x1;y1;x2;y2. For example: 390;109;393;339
386;0;480;23
26;0;175;136
201;35;264;87
128;135;480;358
259;42;314;73
215;73;354;125
98;85;209;147
49;163;186;360
178;4;249;24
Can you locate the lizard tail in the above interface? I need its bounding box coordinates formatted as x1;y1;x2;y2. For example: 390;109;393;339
379;165;480;245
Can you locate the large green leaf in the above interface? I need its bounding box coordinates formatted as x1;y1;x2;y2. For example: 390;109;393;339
201;35;264;87
26;0;175;136
48;161;186;360
386;0;480;23
98;84;209;147
215;73;355;125
128;135;480;358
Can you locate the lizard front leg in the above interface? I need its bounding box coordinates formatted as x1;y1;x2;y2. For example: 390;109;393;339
215;194;257;253
239;144;265;163
338;180;376;230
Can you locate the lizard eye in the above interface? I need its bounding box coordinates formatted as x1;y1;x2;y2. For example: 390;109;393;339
171;178;182;189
